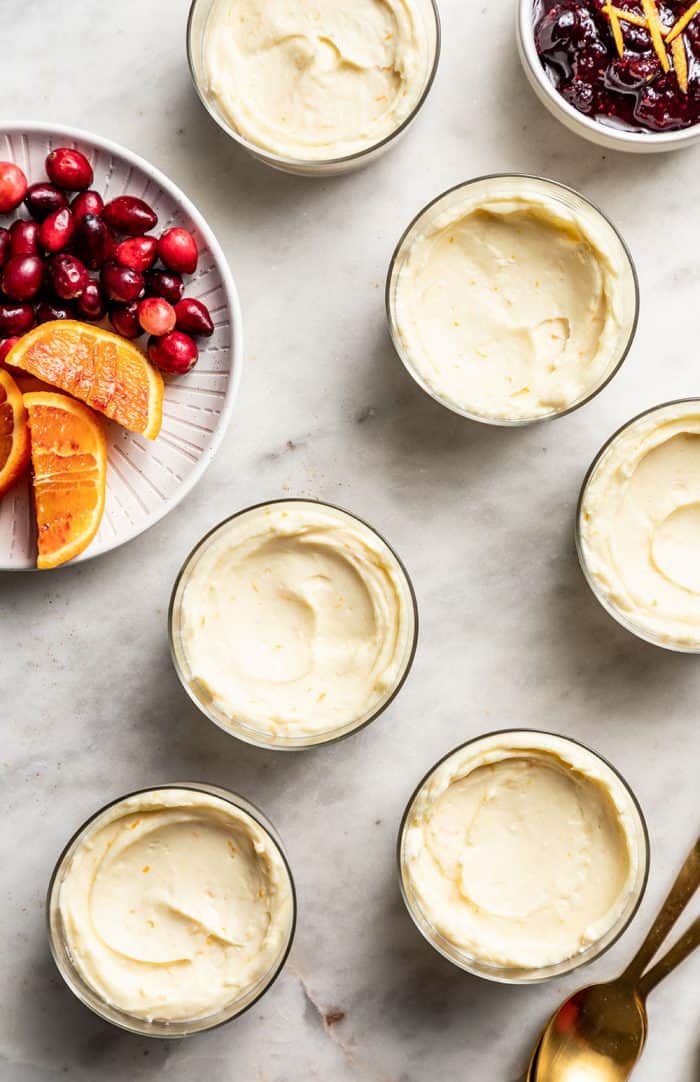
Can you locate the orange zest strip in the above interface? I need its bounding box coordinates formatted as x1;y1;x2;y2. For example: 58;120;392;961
603;4;649;28
672;35;689;91
641;0;671;70
604;7;625;55
666;0;700;42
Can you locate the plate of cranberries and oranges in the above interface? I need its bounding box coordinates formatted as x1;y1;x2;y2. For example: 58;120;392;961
0;123;242;571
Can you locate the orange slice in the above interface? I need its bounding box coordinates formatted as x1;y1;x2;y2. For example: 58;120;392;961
8;320;163;440
24;392;107;569
0;369;31;498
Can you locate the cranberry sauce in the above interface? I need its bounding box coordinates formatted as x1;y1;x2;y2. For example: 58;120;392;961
534;0;700;132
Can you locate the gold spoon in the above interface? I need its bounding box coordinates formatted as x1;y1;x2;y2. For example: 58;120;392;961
531;835;700;1082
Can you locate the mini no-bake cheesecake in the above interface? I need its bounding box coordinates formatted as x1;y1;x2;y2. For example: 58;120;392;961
50;787;295;1029
389;177;637;424
200;0;438;162
400;731;648;978
579;400;700;649
171;501;417;747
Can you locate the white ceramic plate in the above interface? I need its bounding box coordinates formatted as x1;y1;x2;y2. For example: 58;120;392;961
0;122;243;571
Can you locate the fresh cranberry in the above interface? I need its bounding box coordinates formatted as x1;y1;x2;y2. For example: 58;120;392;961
148;330;198;374
0;336;19;364
115;235;157;272
174;297;214;337
48;254;89;300
71;189;104;224
75;214;115;270
24;182;68;222
102;196;157;236
45;147;93;191
0;228;9;270
0;303;35;335
36;300;73;324
74;280;106;322
0;162;28;213
157;227;198;274
9;220;39;257
101;262;144;303
1;255;44;301
38;207;75;254
144;269;184;304
109;301;141;339
137;297;176;337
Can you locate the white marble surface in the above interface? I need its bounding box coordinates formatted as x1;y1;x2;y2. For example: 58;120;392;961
1;1;698;1079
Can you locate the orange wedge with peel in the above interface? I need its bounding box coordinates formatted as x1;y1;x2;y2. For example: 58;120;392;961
24;391;107;569
8;320;163;440
0;369;31;498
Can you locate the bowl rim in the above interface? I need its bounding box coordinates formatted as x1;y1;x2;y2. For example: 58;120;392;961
396;727;651;984
576;396;700;653
0;119;244;573
46;781;298;1037
168;497;420;750
385;172;640;427
186;0;442;170
517;0;700;148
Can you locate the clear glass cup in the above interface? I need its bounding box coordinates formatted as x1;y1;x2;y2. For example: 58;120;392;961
47;783;297;1037
169;499;419;750
187;0;441;177
397;730;650;983
386;174;640;426
577;398;700;653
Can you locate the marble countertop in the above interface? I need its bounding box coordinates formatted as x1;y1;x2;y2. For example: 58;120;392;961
1;1;698;1079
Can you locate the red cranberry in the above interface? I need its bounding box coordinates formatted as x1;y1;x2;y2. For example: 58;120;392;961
102;196;157;236
115;235;157;272
9;220;39;257
38;207;75;254
137;297;176;337
75;281;106;322
174;297;214;337
48;254;89;300
74;214;115;270
24;182;68;222
1;255;44;301
0;303;35;335
157;228;198;274
45;147;93;191
109;301;141;339
148;330;198;374
36;300;73;324
71;189;104;224
101;262;144;303
0;228;10;269
144;269;184;304
0;336;19;364
0;162;28;213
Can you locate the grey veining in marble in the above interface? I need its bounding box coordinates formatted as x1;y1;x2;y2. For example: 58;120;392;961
1;0;698;1079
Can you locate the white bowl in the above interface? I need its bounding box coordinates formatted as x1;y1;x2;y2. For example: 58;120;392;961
0;122;243;571
516;0;700;153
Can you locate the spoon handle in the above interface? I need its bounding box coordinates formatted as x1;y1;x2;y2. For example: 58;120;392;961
622;835;700;983
638;915;700;998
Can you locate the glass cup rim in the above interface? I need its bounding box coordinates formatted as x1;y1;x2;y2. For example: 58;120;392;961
186;0;442;170
46;781;298;1038
396;727;650;984
576;396;700;653
518;0;700;148
385;172;641;427
168;497;420;751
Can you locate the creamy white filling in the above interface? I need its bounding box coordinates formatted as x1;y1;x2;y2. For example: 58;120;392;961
402;733;644;971
177;502;414;741
393;183;635;421
202;0;435;160
580;403;700;647
57;790;294;1022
